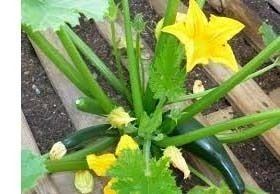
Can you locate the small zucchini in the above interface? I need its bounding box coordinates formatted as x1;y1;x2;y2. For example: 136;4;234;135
62;124;117;149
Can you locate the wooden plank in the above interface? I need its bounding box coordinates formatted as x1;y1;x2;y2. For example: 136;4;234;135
21;111;59;194
29;31;107;194
149;0;280;161
269;88;280;106
95;18;259;187
207;0;264;50
267;0;280;13
205;106;234;123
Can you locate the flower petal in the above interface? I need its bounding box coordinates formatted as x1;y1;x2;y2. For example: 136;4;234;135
185;42;209;72
185;0;208;37
208;14;245;43
86;154;116;176
161;22;190;44
209;43;239;72
104;179;117;194
115;135;139;156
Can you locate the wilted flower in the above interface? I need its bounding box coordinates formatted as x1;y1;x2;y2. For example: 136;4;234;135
107;107;136;129
74;170;94;194
163;146;190;179
49;141;67;160
193;80;205;95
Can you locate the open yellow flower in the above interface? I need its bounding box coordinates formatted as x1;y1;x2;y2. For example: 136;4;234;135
161;0;244;72
104;178;117;194
86;135;138;177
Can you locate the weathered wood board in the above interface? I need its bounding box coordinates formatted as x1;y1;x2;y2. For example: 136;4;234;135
22;111;59;194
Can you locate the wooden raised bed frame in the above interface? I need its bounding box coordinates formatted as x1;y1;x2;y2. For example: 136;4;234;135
21;0;280;193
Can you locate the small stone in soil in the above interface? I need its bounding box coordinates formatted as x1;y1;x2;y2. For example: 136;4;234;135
32;84;41;95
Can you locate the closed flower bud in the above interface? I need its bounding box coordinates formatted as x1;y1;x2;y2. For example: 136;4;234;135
107;107;136;129
74;170;94;194
49;141;67;160
163;146;190;179
115;135;139;156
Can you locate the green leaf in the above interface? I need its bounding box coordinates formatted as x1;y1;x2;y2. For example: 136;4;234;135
258;22;278;46
21;149;47;191
106;0;118;22
138;106;163;138
108;149;181;194
149;36;186;101
188;181;232;194
21;0;109;31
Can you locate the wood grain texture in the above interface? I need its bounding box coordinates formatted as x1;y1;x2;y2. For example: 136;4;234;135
149;0;280;161
94;17;259;187
267;0;280;13
207;0;264;50
22;111;59;194
29;31;107;194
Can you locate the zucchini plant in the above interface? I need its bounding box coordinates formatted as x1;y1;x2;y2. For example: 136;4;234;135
21;0;280;193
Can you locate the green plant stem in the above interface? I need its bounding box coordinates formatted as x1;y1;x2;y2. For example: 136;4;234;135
57;26;114;113
196;0;207;8
121;0;143;119
64;25;132;103
217;118;280;144
135;32;145;93
163;37;280;132
169;58;279;103
22;25;92;97
189;166;215;187
156;109;280;147
143;139;151;176
45;159;88;173
110;21;126;86
62;137;117;161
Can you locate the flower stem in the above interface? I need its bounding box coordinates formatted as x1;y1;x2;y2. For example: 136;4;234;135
168;58;280;103
157;109;280;147
135;32;145;93
57;26;114;113
22;25;91;97
189;165;215;187
196;0;207;8
110;21;126;87
121;0;143;119
217;118;280;144
63;25;132;103
143;139;151;176
45;159;88;173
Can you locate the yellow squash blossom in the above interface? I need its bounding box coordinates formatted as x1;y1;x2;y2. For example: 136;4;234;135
161;0;244;72
86;154;116;176
86;135;138;177
104;178;117;194
107;107;136;129
115;134;139;156
74;170;94;194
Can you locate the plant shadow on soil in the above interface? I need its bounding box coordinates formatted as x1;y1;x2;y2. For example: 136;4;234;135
21;0;280;193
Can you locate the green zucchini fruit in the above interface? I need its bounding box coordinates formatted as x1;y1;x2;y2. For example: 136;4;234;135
62;124;117;149
174;118;245;194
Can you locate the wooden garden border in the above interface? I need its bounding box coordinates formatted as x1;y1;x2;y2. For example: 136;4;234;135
22;0;280;193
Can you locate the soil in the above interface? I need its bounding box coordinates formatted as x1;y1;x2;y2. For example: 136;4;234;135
21;0;280;193
21;33;75;153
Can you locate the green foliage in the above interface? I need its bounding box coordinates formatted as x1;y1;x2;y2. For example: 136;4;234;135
108;150;181;194
138;105;163;138
188;182;232;194
149;36;186;101
21;0;109;31
21;149;47;191
132;14;146;33
259;22;278;46
106;0;118;22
